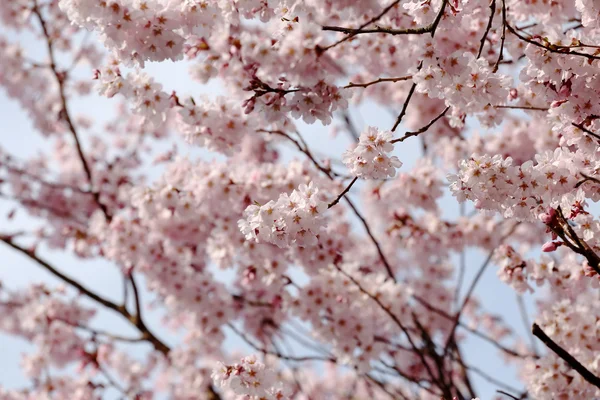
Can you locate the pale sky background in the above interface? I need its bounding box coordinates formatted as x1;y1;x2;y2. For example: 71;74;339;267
0;26;539;400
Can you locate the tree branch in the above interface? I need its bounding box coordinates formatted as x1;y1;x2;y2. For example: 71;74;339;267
323;0;448;38
532;323;600;389
32;3;112;222
343;75;412;89
477;0;496;58
391;106;449;143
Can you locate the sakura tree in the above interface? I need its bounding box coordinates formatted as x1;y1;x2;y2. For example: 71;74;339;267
1;0;600;399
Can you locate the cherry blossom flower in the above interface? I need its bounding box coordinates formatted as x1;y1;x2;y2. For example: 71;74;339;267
342;127;402;179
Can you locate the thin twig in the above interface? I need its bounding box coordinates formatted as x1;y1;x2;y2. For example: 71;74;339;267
341;112;360;142
333;264;442;389
227;323;335;363
32;3;111;221
344;197;396;280
516;295;539;356
328;177;358;208
455;202;467;306
478;0;496;58
0;237;170;355
497;390;521;400
322;0;448;38
495;105;549;111
343;75;412;89
74;324;145;343
1;237;124;313
413;295;530;359
576;172;600;188
391;106;450;143
319;0;402;52
506;22;600;61
391;82;417;132
443;223;520;356
493;0;507;72
260;128;396;281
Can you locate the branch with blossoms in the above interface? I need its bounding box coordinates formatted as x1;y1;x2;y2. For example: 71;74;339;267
31;2;112;222
532;323;600;389
4;0;600;399
0;235;224;398
541;207;600;275
322;0;448;38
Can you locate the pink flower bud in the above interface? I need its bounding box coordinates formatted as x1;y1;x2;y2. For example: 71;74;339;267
539;208;556;224
542;241;561;252
539;213;552;224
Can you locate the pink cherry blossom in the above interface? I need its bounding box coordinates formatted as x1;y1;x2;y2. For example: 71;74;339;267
2;0;600;399
342;127;402;179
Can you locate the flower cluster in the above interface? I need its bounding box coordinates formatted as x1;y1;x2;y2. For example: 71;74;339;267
342;127;402;179
493;245;532;294
523;296;600;399
59;0;186;66
414;52;512;126
449;151;584;221
239;181;328;248
176;96;258;155
95;60;169;127
212;355;290;400
5;0;600;398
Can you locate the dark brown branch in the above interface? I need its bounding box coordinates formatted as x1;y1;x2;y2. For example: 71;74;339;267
1;237;124;313
261;128;396;281
328;177;358;208
496;390;521;400
32;3;112;222
341;112;360;142
552;207;600;276
344;75;412;89
506;21;600;61
343;197;396;280
391;81;417;132
323;0;447;39
493;0;507;72
259;129;336;178
572;122;600;142
391;106;450;143
319;0;402;52
0;237;227;396
0;237;170;355
322;23;429;36
576;172;600;188
333;265;442;389
478;0;496;58
74;324;145;343
129;274;143;319
495;105;549;111
532;323;600;389
413;295;530;359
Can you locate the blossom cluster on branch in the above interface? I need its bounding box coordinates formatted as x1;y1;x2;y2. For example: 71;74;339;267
1;0;600;399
